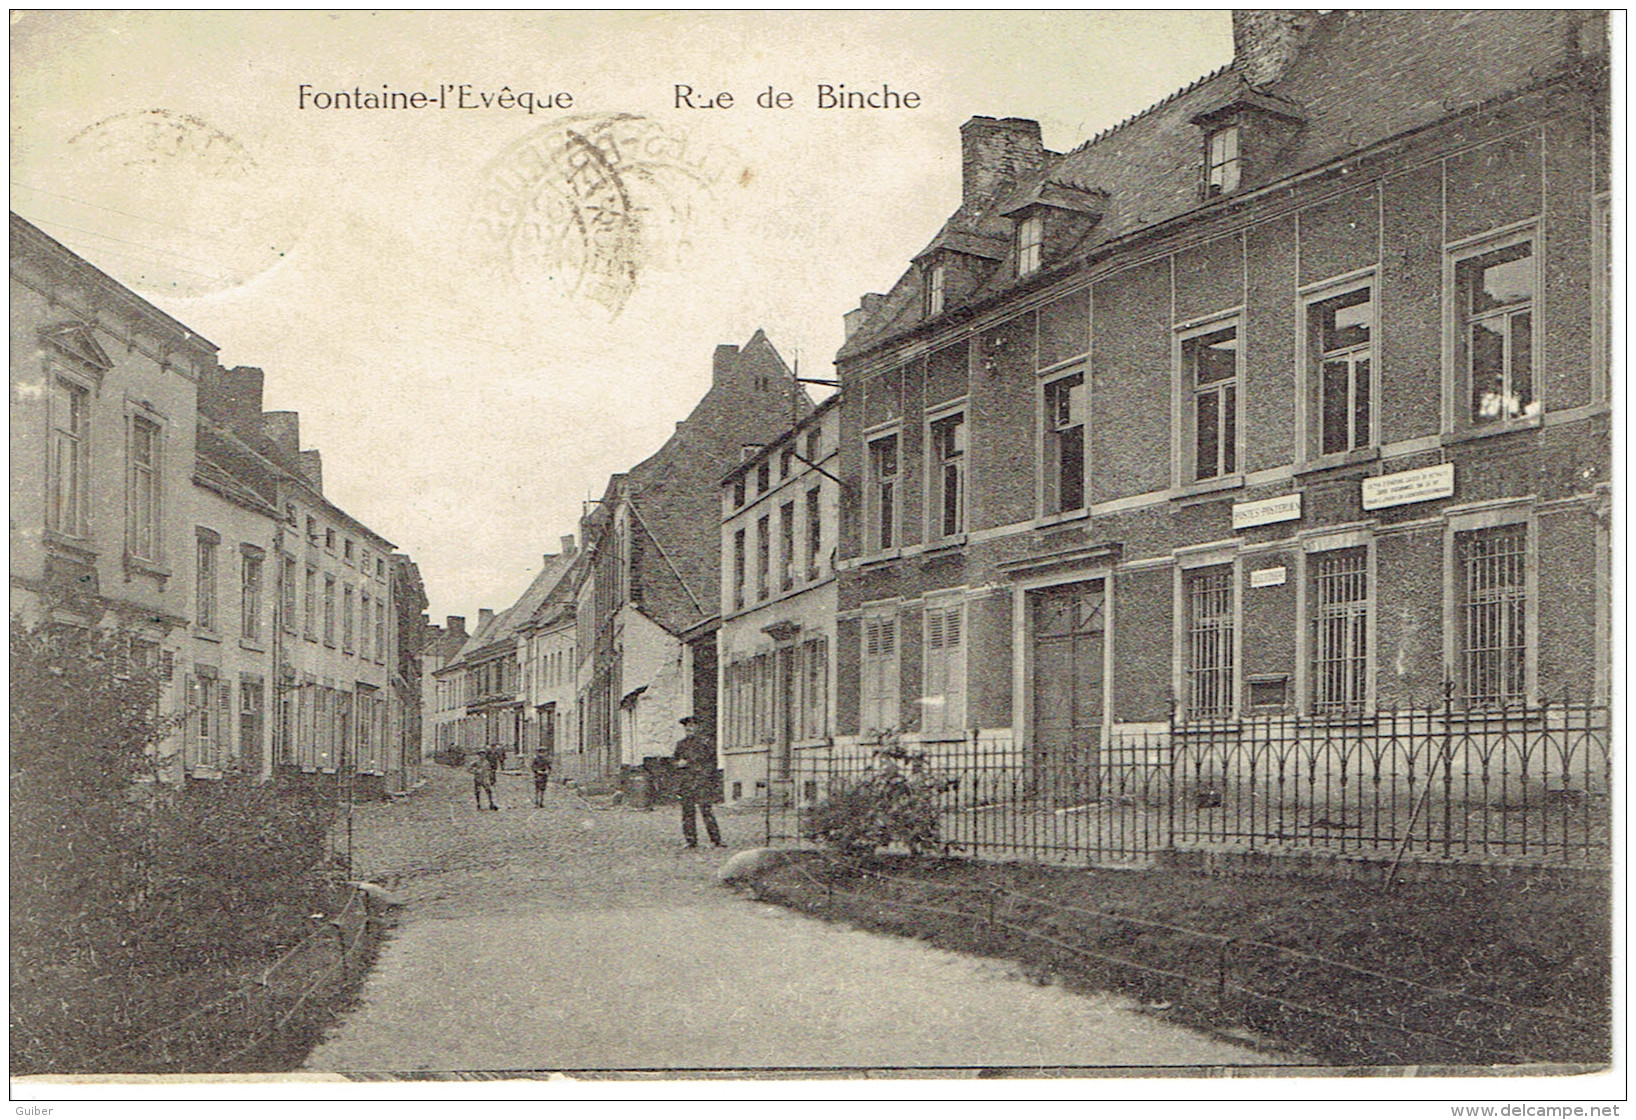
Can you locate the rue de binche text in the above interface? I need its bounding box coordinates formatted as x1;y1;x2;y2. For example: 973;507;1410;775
297;85;573;113
673;83;921;109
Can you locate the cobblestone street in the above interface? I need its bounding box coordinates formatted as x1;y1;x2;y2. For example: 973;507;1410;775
303;762;1278;1075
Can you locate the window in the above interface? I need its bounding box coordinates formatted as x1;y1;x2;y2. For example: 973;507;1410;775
780;449;792;481
1017;213;1043;277
1183;323;1238;482
1185;566;1235;718
732;527;746;611
376;596;385;663
344;538;354;563
196;532;218;632
323;576;336;646
282;557;298;634
49;377;89;536
306;516;318;545
240;549;264;642
806;427;821;464
1308;286;1373;456
1310;548;1368;712
304;566;317;641
1458;525;1527;706
801;636;828;739
377;557;386;580
779;501;795;591
128;417;161;561
1456;238;1536;425
755;515;770;601
929;412;966;539
866;432;899;551
926;262;946;316
240;677;263;767
1206;125;1240;196
325;527;336;552
343;584;355;653
922;603;966;737
1043;373;1085;514
360;591;371;660
187;671;230;769
733;476;746;507
756;460;770;495
860;616;900;733
805;488;822;581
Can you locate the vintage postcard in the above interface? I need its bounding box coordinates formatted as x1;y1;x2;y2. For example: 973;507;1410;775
8;8;1618;1108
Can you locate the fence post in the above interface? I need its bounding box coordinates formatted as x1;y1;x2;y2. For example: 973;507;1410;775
1441;685;1455;860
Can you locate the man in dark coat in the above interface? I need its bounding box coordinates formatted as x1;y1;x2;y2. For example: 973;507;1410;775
671;715;723;848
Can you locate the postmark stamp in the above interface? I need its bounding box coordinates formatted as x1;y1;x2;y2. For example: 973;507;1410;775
468;113;736;317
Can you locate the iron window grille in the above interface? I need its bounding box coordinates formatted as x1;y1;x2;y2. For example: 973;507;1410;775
1186;566;1235;718
1459;524;1528;706
1311;547;1369;713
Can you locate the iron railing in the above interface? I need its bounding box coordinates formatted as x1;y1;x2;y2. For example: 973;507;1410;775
766;695;1610;869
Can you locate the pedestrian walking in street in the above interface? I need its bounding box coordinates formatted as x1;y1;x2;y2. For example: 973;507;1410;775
469;749;498;811
530;747;553;807
671;715;723;848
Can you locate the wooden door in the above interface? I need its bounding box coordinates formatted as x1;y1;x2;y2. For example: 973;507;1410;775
1030;580;1105;805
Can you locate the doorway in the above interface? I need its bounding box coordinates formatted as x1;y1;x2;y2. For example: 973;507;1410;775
1030;579;1105;805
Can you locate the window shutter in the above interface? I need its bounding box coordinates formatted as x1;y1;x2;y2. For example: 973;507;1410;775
946;606;965;731
218;680;233;766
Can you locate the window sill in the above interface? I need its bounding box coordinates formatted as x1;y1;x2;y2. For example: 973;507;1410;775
240;638;265;653
1293;447;1381;478
193;629;222;644
1441;415;1543;446
1035;508;1089;530
921;534;967;558
855;547;903;568
43;530;97;559
124;554;170;581
1169;474;1245;503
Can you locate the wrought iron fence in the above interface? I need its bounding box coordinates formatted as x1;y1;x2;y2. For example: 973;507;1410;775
767;695;1610;869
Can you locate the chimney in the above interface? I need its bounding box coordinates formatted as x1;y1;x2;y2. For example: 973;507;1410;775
478;608;495;631
445;615;466;637
712;343;740;385
560;534;576;555
1231;9;1321;88
262;411;300;460
222;366;265;434
959;116;1045;208
299;449;323;493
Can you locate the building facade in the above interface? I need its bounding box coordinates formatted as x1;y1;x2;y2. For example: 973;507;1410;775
519;538;584;780
574;331;812;790
828;12;1611;778
717;395;842;804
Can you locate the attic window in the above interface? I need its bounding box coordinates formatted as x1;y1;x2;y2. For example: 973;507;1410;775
1017;214;1043;277
926;262;946;316
1206;125;1241;196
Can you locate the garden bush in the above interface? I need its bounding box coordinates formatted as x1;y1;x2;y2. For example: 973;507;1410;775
802;740;951;856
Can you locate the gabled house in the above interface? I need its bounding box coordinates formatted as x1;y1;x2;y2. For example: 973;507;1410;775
576;331;811;792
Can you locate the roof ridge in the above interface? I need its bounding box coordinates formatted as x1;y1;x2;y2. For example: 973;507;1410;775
1062;61;1238;157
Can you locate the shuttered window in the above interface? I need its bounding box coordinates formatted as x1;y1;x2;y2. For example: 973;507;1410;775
860;616;900;733
922;603;966;738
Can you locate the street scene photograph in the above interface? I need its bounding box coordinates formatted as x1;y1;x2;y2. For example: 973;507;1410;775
8;8;1618;1105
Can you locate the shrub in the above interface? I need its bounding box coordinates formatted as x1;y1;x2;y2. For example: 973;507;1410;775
802;740;950;857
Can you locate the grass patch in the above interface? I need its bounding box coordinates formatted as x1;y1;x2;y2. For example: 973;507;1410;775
748;852;1610;1068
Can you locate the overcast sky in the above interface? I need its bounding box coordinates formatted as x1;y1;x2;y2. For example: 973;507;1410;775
11;10;1232;625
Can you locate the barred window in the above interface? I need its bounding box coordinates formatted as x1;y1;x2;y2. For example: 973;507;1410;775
1460;525;1528;705
1186;566;1235;719
1311;548;1368;712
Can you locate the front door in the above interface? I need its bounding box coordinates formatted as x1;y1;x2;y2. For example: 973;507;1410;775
774;644;796;779
1030;580;1105;805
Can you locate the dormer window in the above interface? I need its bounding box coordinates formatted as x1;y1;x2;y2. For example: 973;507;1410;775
1017;214;1044;277
1206;125;1241;196
926;262;946;317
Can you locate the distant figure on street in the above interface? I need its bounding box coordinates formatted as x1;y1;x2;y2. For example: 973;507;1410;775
530;747;553;807
469;749;498;811
671;715;723;848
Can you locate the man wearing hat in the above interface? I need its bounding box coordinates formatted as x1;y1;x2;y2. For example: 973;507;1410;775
671;714;723;848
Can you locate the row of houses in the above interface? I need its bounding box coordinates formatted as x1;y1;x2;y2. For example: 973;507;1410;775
430;10;1612;815
10;213;428;794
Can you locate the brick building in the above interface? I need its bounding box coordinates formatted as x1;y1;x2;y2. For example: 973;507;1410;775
575;331;811;791
828;12;1611;779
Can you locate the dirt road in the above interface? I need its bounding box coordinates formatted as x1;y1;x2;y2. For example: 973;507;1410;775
303;763;1280;1074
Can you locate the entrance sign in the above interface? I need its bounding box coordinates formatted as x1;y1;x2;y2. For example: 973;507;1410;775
1232;493;1302;530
